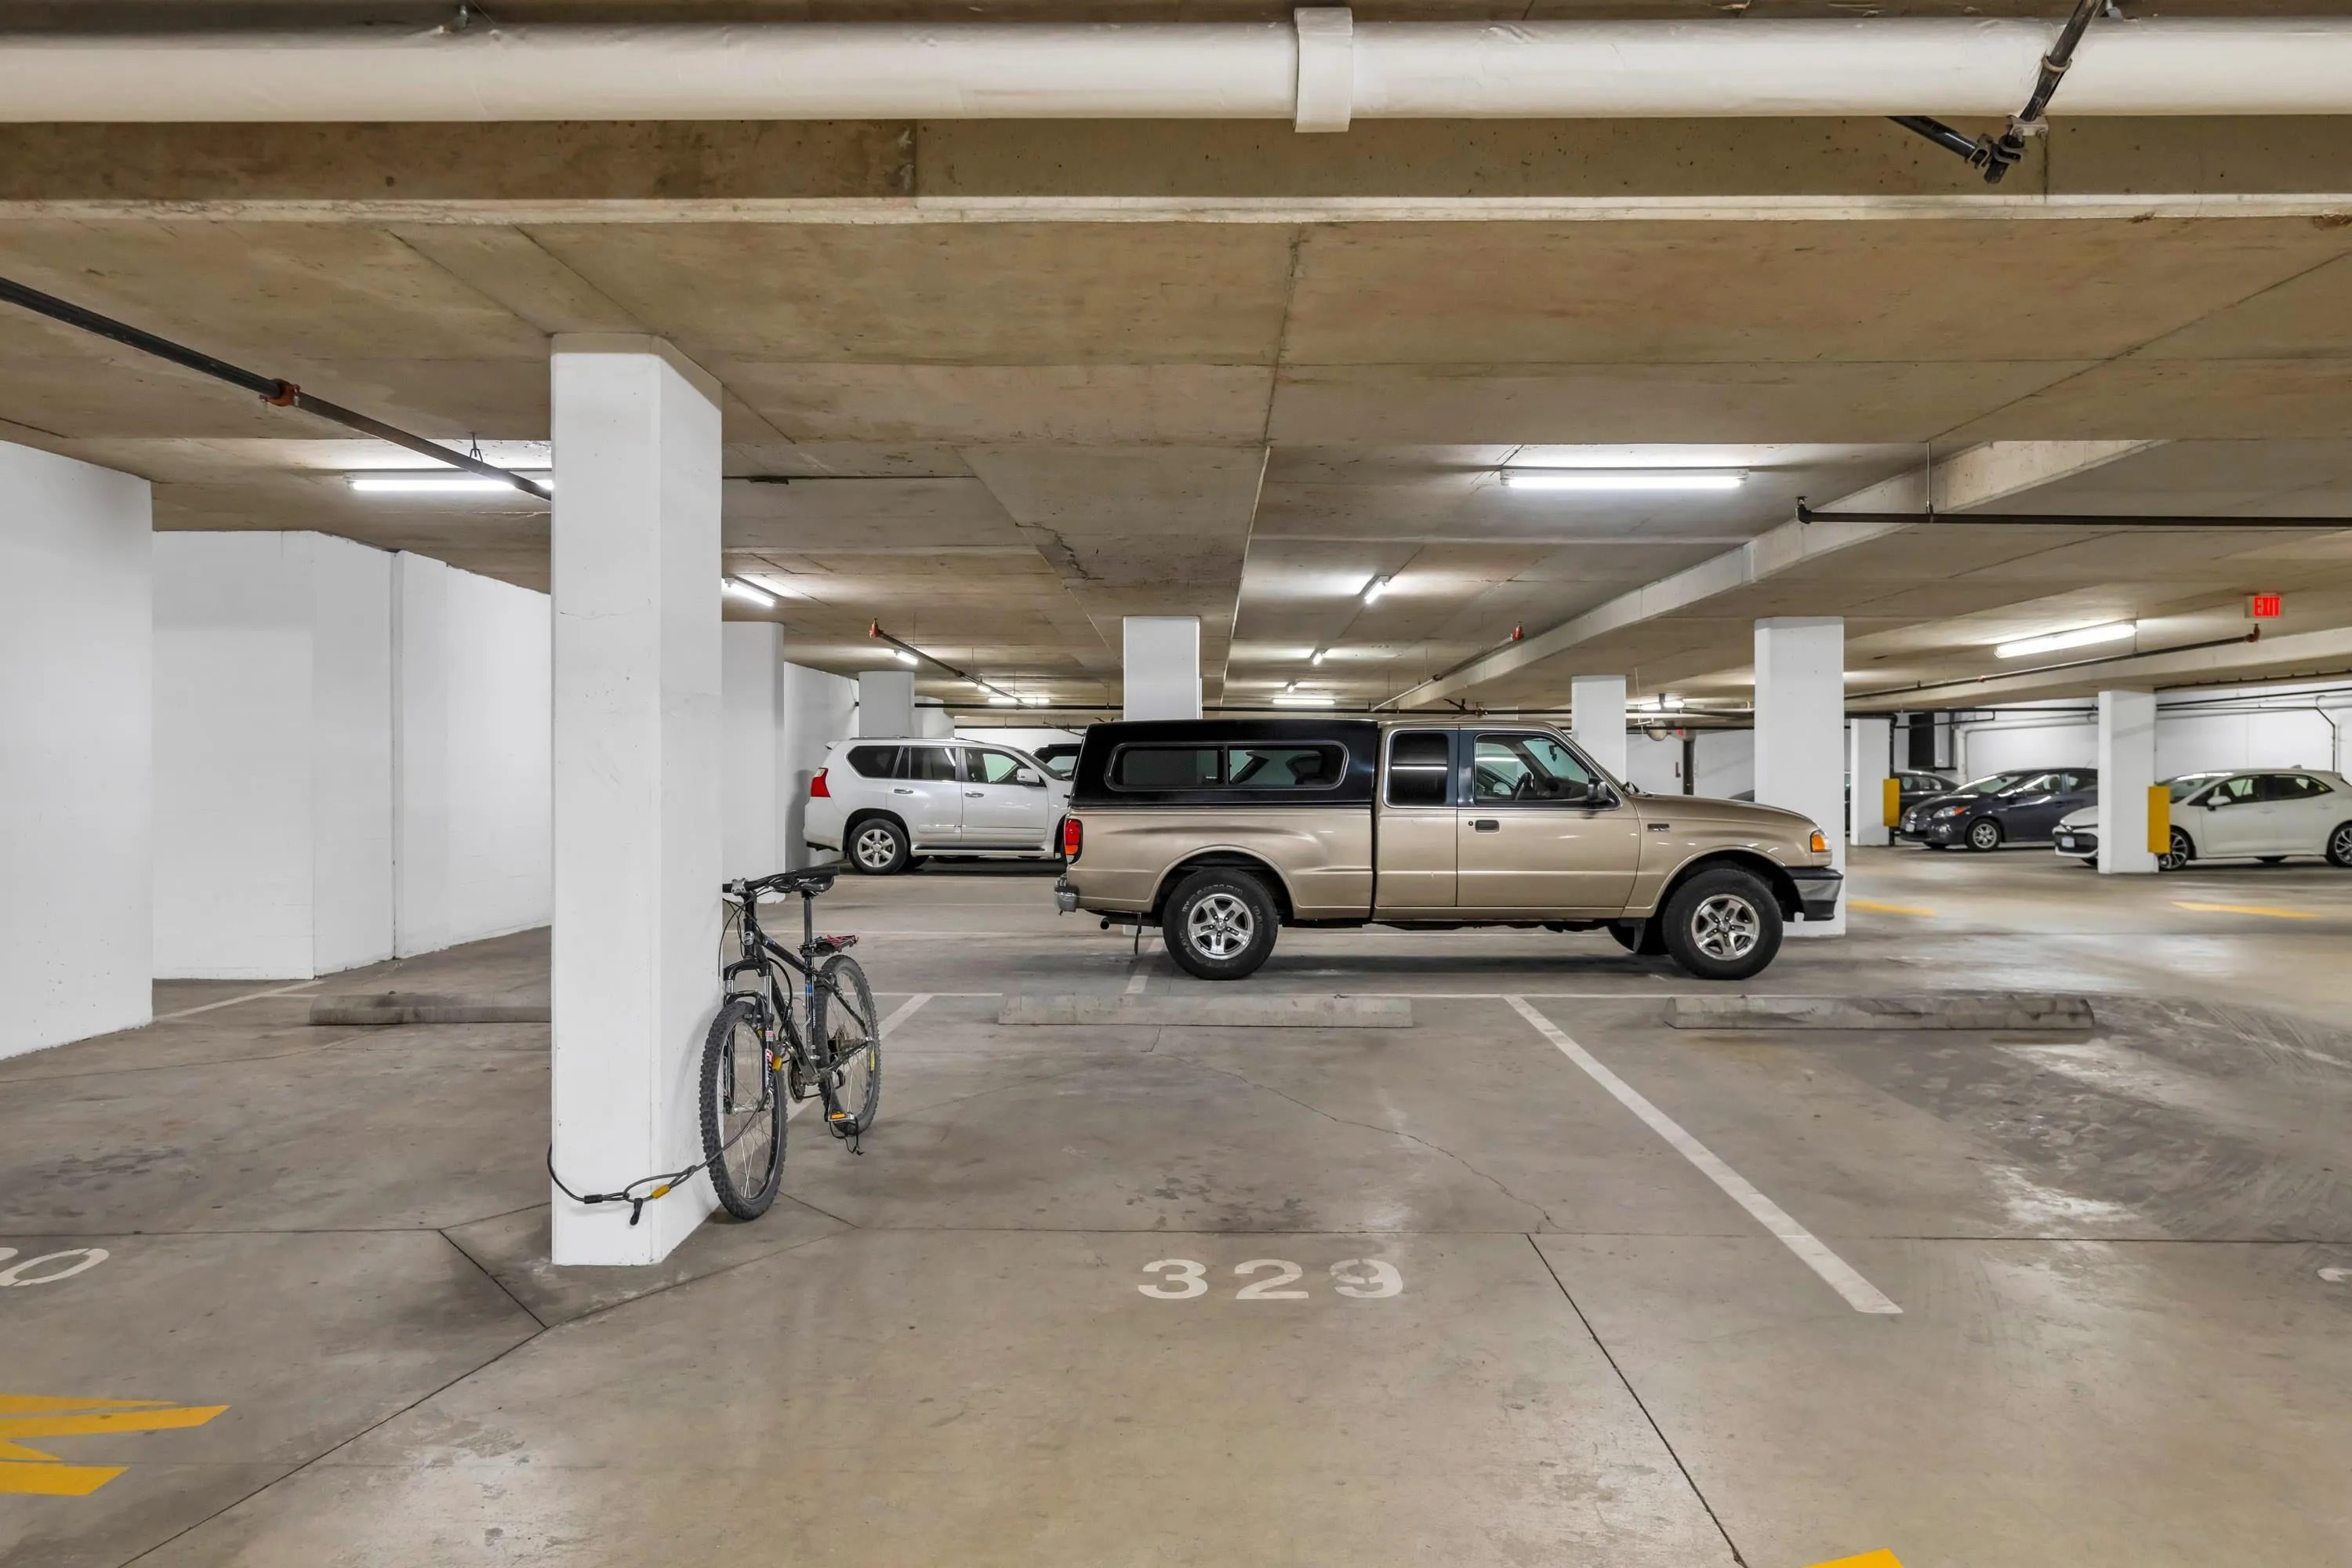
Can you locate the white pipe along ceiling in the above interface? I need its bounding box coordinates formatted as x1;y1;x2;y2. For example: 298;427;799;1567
3;14;2352;127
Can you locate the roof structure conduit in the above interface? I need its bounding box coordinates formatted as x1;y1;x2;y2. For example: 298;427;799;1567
1795;503;2352;530
5;14;2352;124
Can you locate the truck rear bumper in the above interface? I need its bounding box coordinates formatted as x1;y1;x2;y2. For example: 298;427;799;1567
1785;866;1844;922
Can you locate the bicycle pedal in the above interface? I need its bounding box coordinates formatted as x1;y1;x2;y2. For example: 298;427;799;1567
826;1110;850;1122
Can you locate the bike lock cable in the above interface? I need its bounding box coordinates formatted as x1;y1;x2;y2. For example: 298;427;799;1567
546;1087;777;1226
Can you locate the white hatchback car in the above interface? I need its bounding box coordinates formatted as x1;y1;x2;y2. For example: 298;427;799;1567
2053;768;2352;869
804;737;1072;875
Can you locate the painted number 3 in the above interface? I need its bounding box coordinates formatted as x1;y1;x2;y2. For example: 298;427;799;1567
1139;1258;1403;1300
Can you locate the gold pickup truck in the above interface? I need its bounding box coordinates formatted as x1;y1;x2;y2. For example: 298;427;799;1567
1051;718;1839;982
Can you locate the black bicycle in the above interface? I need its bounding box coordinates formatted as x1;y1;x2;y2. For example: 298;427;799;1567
700;865;882;1219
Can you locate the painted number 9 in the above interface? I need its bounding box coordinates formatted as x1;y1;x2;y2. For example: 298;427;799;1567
1138;1258;1209;1298
1329;1258;1403;1298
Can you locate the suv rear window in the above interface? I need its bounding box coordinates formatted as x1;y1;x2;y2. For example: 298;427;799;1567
1108;742;1346;792
846;745;898;779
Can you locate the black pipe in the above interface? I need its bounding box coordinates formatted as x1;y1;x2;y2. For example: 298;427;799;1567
0;273;550;501
1889;115;1985;162
1796;503;2352;530
1889;0;2105;185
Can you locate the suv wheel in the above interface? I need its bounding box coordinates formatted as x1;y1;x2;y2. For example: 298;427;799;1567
1161;868;1279;982
1660;867;1783;982
849;817;911;876
1965;818;2003;851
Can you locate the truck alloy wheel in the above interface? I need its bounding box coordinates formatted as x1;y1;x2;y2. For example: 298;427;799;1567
1161;868;1279;981
1661;867;1783;982
851;818;910;875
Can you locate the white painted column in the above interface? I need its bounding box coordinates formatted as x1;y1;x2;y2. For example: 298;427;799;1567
0;443;151;1059
1123;615;1202;721
720;622;782;877
781;661;858;867
550;336;724;1267
858;669;913;738
1754;617;1846;937
2097;688;2158;874
392;552;452;958
1569;675;1628;781
1848;715;1893;848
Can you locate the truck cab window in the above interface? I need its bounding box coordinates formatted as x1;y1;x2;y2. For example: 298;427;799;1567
1473;732;1599;805
1386;731;1451;807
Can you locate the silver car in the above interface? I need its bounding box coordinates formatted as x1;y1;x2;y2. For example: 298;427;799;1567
804;737;1071;875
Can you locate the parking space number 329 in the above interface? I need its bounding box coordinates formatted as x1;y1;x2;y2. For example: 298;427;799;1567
1140;1258;1402;1300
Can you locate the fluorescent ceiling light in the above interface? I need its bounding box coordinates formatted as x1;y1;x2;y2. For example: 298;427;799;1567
1311;648;1327;666
721;578;775;607
1501;470;1745;492
893;648;916;666
1362;577;1390;604
347;470;549;495
1995;621;2136;660
986;695;1018;706
1272;693;1337;707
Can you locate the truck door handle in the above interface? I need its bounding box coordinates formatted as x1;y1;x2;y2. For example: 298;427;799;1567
966;790;985;797
891;786;915;794
1471;818;1500;832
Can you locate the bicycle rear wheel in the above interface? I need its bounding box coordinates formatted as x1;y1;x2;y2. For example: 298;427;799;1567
700;996;785;1218
811;954;882;1138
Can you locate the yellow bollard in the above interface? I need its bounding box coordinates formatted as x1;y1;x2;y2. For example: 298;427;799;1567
2147;784;2170;857
1882;776;1901;829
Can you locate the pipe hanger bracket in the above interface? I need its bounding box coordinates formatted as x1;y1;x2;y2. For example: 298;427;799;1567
1294;6;1353;132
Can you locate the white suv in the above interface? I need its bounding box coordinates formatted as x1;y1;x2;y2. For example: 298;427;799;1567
805;738;1072;875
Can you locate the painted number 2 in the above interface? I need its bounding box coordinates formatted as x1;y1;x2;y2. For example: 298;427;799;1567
1138;1258;1403;1301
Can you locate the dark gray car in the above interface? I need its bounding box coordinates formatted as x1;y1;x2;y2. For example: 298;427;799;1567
1897;768;2099;851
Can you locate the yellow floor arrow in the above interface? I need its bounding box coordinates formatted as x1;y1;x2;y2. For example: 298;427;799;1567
0;1395;227;1496
1808;1553;1904;1568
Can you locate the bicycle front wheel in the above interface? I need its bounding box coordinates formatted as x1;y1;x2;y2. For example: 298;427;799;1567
700;996;785;1218
811;954;882;1138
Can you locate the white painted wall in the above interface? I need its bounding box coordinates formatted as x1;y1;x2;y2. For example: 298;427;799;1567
957;724;1083;757
722;622;782;877
1623;731;1683;795
394;551;551;956
1123;615;1201;720
781;661;858;867
1949;684;2350;783
858;669;914;738
1692;728;1755;800
154;532;394;979
0;443;152;1059
1570;674;1628;782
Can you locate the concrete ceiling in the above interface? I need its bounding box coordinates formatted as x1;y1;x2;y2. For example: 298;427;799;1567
5;117;2352;714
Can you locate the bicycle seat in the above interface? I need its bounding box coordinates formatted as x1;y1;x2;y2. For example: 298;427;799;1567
730;864;841;899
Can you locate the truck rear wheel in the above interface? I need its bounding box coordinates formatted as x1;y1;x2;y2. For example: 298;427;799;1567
1659;867;1782;982
1161;868;1279;981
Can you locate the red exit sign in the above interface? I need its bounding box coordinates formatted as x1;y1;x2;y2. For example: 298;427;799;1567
2249;593;2283;619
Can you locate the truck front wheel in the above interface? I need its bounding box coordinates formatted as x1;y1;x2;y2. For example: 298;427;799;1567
1659;867;1783;982
1162;868;1279;981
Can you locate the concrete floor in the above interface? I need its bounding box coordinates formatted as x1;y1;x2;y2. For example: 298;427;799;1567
5;847;2350;1566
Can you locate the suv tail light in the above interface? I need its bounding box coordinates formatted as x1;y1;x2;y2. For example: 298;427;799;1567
810;768;830;799
1062;815;1083;862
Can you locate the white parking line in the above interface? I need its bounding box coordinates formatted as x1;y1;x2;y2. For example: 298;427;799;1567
154;981;321;1022
1124;955;1155;995
1504;995;1902;1316
877;993;934;1039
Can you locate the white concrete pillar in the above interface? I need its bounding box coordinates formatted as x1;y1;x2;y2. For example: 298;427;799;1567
1848;715;1893;848
1754;617;1846;937
2097;688;2158;874
550;336;724;1267
1570;675;1628;781
720;622;782;878
0;443;151;1059
392;552;452;958
781;661;858;867
1123;615;1202;721
858;669;914;738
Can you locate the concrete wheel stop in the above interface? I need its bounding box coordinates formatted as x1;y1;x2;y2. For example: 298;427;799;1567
1669;993;2095;1030
1000;993;1413;1027
310;993;553;1025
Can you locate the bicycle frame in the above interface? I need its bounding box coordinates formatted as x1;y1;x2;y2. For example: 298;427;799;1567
721;888;865;1090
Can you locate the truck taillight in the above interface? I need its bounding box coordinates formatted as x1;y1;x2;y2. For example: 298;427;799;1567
810;768;830;799
1062;816;1083;861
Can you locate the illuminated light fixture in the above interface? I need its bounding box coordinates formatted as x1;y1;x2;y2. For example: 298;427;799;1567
1272;693;1337;707
893;648;916;666
1362;576;1391;604
987;695;1018;706
348;469;551;495
1501;470;1744;492
1311;648;1327;666
1994;621;2136;660
721;578;775;607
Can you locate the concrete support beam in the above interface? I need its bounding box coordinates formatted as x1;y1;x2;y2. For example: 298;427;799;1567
0;441;151;1060
1124;615;1203;721
858;669;914;739
782;662;858;868
549;336;724;1267
1569;675;1628;782
721;622;783;879
1849;715;1893;848
1755;617;1846;938
2098;688;2158;875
